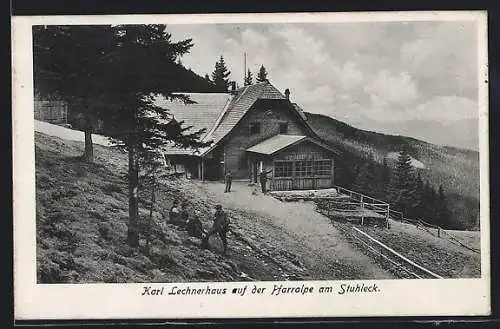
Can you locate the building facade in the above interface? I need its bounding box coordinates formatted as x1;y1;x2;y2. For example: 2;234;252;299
159;81;340;191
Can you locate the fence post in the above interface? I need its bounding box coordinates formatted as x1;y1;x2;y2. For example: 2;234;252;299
437;227;441;237
386;205;390;229
360;195;364;226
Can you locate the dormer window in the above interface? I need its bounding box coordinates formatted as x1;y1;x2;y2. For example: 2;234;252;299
279;122;288;134
250;122;261;135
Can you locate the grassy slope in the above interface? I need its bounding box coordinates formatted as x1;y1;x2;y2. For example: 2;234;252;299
356;220;480;278
305;112;480;229
35;132;312;283
36;132;480;282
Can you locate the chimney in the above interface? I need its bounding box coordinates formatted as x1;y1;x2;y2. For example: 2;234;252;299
284;88;290;100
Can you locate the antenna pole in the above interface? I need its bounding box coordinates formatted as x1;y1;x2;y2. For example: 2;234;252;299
244;52;247;86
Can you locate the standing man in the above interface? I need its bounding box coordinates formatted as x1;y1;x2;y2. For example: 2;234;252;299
169;200;180;225
259;169;272;194
224;169;232;193
203;204;230;255
179;199;189;228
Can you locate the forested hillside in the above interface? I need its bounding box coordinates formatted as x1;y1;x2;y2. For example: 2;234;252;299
306;112;479;230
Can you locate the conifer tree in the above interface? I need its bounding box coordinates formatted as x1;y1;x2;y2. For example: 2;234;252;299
256;64;268;82
35;24;211;247
435;184;451;227
354;162;375;195
411;172;425;219
33;25;116;163
211;55;231;92
422;181;438;224
389;148;416;215
244;69;253;86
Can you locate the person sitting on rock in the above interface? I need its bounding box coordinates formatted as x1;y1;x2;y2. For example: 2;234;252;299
186;210;205;239
202;204;230;255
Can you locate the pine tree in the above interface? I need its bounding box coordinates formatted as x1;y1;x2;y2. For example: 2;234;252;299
411;172;425;219
353;162;375;195
380;157;391;197
204;73;211;82
33;25;116;163
244;69;253;86
36;25;211;247
211;55;231;92
435;185;451;227
256;64;268;82
422;181;438;224
389;148;416;215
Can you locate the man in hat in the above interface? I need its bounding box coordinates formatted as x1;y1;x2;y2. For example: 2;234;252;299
259;169;273;194
202;204;230;255
224;169;232;193
169;200;180;225
178;199;189;228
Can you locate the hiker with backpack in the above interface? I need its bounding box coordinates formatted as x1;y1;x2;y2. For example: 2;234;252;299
202;204;230;255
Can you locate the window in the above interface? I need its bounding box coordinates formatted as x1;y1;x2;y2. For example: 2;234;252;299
314;160;332;176
274;161;293;178
250;122;261;135
295;160;313;177
279;122;288;134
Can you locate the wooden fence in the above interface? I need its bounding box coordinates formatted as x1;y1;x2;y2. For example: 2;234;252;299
34;100;68;124
388;209;480;254
325;185;390;228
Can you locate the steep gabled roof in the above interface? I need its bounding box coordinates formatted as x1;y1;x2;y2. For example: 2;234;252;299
154;92;232;140
157;81;322;157
201;81;287;147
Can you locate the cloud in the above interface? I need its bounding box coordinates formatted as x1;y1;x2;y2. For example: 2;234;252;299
399;21;478;100
166;21;479;135
364;70;418;107
415;96;478;121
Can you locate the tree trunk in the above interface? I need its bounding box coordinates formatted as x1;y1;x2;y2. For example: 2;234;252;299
146;173;156;254
83;129;94;163
83;116;94;163
127;142;140;247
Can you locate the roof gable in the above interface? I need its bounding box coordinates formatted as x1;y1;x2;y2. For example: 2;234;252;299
154;93;231;139
201;81;287;145
158;81;323;157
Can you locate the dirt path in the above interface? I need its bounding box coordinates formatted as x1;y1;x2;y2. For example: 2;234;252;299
193;181;394;280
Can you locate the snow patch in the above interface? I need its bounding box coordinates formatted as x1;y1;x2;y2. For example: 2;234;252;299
386;151;426;169
35;120;113;147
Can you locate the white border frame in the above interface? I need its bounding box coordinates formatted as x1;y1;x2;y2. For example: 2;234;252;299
12;11;490;320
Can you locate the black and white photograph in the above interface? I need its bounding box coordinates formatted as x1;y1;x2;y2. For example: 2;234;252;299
13;11;490;319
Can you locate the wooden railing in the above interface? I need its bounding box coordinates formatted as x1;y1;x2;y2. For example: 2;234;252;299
387;209;480;254
330;185;390;228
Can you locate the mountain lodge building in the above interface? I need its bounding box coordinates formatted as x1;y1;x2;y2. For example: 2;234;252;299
157;81;340;191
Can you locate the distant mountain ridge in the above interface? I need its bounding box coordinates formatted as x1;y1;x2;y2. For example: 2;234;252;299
348;117;479;151
305;112;479;229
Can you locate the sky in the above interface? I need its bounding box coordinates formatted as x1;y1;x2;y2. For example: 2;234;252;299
166;21;480;135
